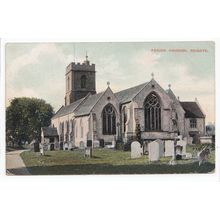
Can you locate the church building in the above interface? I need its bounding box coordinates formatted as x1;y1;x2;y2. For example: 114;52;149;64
45;55;206;149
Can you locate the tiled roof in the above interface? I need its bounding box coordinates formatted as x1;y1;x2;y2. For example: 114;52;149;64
52;97;85;119
74;92;104;117
42;127;58;137
180;102;205;118
166;89;178;101
115;82;148;104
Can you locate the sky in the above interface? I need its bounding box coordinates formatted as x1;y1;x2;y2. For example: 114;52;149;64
6;41;215;124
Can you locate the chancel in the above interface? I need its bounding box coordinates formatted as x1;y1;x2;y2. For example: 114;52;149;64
42;55;206;148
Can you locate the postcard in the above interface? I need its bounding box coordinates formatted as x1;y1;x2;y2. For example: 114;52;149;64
5;41;215;175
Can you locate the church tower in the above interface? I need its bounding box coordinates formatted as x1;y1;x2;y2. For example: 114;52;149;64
65;54;96;105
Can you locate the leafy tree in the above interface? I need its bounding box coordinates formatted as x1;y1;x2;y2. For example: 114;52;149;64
6;97;54;147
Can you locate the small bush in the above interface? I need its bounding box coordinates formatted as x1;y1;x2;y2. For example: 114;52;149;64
115;140;124;150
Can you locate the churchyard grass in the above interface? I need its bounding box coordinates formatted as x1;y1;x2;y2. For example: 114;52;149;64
20;146;215;175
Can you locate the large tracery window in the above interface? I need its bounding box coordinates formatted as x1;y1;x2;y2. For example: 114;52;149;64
102;104;116;135
144;93;161;131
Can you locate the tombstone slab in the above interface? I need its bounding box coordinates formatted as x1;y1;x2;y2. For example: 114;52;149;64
164;140;174;157
131;141;142;159
148;139;164;161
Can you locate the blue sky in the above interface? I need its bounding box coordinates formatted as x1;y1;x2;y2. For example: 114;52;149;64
6;41;215;123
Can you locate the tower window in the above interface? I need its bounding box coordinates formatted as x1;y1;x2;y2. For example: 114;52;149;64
102;104;116;135
67;76;70;91
81;75;87;88
144;93;161;131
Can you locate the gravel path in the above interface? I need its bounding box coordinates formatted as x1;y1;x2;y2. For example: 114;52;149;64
6;150;31;175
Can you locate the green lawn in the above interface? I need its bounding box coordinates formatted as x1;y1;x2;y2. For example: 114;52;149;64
20;147;215;175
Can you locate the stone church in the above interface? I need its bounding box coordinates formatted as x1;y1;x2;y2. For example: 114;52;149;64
42;55;205;149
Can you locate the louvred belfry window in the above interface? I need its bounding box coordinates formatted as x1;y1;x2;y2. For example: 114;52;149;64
102;104;116;135
144;93;161;131
81;75;87;88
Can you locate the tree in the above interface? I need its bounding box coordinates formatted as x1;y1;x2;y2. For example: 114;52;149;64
6;97;54;147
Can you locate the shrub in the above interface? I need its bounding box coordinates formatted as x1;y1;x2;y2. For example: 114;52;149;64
115;140;124;150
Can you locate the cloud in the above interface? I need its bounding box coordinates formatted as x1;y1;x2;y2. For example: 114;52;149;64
95;55;128;92
131;50;215;123
7;44;67;79
6;43;74;110
133;50;161;68
6;43;215;123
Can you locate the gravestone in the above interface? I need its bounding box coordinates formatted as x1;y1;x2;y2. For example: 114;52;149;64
143;141;148;154
164;140;174;157
198;147;210;166
50;143;55;151
131;141;142;159
112;139;116;149
93;140;100;148
68;142;73;150
60;142;63;150
175;145;183;160
40;143;45;156
148;139;164;161
55;142;59;150
64;142;69;150
85;147;92;158
99;139;104;148
34;141;40;152
177;136;187;156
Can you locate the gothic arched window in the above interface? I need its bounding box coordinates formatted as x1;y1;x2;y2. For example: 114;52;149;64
102;104;116;135
144;93;161;131
81;75;87;88
122;106;127;133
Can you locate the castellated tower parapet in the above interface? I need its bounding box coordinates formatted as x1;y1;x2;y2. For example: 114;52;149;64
65;56;96;105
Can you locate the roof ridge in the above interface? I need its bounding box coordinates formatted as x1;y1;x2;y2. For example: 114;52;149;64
73;93;91;113
115;82;148;94
132;81;150;101
52;105;64;119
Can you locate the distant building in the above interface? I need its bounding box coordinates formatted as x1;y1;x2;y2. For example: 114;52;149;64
44;56;206;148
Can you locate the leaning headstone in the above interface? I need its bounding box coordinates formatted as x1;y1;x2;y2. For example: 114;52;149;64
131;141;142;159
198;147;210;166
165;140;174;157
148;139;164;161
